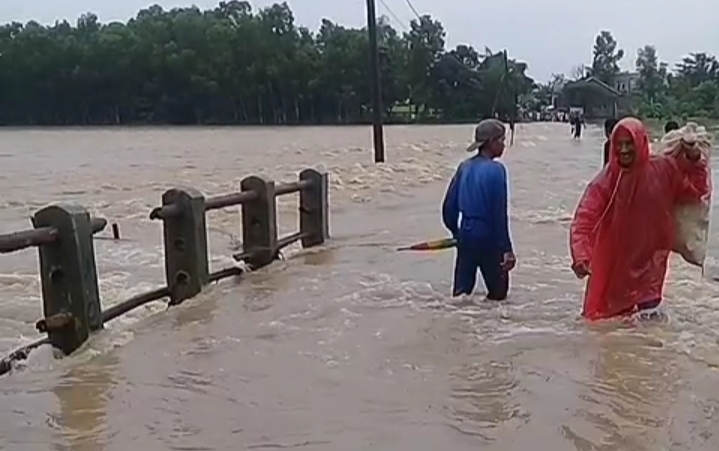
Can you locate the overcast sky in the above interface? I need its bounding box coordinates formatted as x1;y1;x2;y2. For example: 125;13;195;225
1;0;717;81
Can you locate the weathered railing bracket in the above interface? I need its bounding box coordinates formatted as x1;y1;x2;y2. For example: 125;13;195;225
0;167;330;377
32;204;103;355
299;169;329;247
160;187;209;306
241;176;278;269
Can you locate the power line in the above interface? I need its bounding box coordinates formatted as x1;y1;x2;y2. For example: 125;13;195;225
380;0;482;84
402;0;422;20
377;0;408;31
373;1;479;89
400;0;516;120
397;0;482;78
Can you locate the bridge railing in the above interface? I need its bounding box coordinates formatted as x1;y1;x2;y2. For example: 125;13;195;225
0;168;329;375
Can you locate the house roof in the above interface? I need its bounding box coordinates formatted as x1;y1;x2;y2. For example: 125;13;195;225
615;71;639;79
564;76;621;97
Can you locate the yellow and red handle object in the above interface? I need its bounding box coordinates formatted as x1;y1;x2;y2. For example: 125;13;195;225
396;237;457;251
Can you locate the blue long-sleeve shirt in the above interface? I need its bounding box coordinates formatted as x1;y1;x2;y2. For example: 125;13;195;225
441;156;513;253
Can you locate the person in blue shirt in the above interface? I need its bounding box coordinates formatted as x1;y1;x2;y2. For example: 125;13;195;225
442;119;516;300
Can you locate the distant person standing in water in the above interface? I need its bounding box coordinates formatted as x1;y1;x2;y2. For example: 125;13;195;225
508;116;516;146
442;119;516;301
664;120;680;134
571;114;584;139
603;118;618;166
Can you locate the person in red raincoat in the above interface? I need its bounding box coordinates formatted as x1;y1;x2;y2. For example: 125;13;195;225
569;117;710;320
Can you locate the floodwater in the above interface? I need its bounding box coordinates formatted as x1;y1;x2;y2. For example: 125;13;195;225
1;123;719;450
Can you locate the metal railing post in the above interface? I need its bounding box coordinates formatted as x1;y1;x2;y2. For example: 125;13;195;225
32;204;102;355
159;187;209;306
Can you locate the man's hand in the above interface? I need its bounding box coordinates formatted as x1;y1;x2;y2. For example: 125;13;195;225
501;252;516;272
571;261;590;279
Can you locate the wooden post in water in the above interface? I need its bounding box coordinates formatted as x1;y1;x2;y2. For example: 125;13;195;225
241;176;278;269
299;169;329;247
160;188;209;306
365;0;385;163
32;204;102;355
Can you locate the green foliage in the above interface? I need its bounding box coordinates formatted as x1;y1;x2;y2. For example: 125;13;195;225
528;30;719;120
635;45;719;119
637;50;719;118
590;30;624;85
0;1;534;125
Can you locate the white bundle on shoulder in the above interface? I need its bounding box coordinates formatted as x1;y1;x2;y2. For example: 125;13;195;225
652;122;713;267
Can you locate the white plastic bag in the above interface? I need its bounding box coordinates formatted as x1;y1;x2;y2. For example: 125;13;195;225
652;122;713;267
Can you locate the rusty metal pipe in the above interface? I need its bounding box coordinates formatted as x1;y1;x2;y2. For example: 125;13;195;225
277;231;310;250
0;337;50;377
101;286;170;323
102;266;243;323
36;312;75;333
91;217;107;234
275;179;312;196
1;262;245;378
149;203;181;221
205;190;258;211
0;217;107;254
150;190;260;221
150;179;314;221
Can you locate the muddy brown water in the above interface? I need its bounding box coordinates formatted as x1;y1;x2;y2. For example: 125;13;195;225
1;123;719;450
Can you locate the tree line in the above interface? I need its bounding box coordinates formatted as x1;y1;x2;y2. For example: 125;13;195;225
0;1;534;126
634;45;719;119
529;30;719;120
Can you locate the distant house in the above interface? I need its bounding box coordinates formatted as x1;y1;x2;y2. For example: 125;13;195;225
614;72;640;94
560;75;637;119
560;77;620;118
549;80;566;109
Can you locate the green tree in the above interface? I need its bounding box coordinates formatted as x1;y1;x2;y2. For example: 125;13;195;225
634;49;719;119
590;31;624;85
562;33;719;119
0;2;534;125
405;15;445;117
528;74;565;112
636;45;666;102
676;52;718;86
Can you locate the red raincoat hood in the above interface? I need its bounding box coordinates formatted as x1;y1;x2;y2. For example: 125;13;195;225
609;117;651;170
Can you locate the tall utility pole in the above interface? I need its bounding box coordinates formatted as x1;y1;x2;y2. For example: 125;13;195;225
503;49;517;146
365;0;385;163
